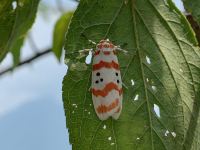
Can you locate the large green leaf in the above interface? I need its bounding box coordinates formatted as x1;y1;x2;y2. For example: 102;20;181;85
0;0;40;64
182;0;200;25
63;0;200;149
52;11;73;61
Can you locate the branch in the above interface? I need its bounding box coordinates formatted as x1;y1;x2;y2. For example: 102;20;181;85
0;48;52;77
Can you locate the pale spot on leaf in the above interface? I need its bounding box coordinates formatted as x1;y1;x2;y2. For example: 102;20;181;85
154;104;160;118
12;1;17;10
146;56;151;64
131;79;135;86
152;86;157;91
134;94;139;101
171;132;176;138
165;130;170;136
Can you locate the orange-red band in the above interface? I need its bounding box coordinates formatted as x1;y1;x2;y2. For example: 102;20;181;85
97;99;119;114
92;82;122;97
92;60;119;71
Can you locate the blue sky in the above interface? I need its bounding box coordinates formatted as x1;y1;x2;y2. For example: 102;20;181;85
0;0;77;150
0;0;184;150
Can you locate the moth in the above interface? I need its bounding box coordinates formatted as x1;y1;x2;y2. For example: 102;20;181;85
91;39;124;120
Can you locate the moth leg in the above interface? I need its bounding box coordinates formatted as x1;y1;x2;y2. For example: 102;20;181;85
115;46;128;54
78;48;93;54
88;86;92;92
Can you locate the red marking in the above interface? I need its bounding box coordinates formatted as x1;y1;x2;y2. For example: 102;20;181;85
92;82;123;97
97;99;119;114
110;44;114;48
94;50;116;56
92;60;119;71
97;41;115;49
103;51;111;55
97;44;103;49
104;44;110;48
94;50;100;56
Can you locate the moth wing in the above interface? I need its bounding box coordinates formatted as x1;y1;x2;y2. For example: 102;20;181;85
91;51;122;120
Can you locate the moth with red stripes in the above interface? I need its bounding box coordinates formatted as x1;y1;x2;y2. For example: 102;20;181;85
91;39;125;120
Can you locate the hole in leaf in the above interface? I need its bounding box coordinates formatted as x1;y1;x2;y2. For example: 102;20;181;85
146;56;151;64
131;79;135;86
72;104;78;108
136;137;140;140
153;104;160;118
146;78;149;82
171;132;176;138
85;51;92;64
110;143;115;146
103;125;106;129
134;94;139;101
108;137;112;141
151;86;157;91
12;1;17;10
164;130;169;136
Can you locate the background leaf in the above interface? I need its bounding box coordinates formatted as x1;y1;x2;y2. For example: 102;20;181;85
0;0;40;64
52;11;73;61
182;0;200;26
63;0;200;149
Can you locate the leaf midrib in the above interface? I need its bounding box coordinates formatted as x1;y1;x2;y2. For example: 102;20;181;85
131;0;154;149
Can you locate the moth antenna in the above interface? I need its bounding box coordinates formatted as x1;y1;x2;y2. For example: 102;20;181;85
66;49;92;55
88;40;96;45
115;46;128;54
80;48;93;52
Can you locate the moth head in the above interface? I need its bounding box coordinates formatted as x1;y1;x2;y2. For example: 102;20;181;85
96;39;115;51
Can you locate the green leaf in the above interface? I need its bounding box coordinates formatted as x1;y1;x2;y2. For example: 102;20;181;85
182;0;200;25
0;0;40;64
52;11;73;61
63;0;200;149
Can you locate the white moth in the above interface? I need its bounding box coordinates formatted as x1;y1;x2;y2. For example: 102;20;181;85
91;39;123;120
